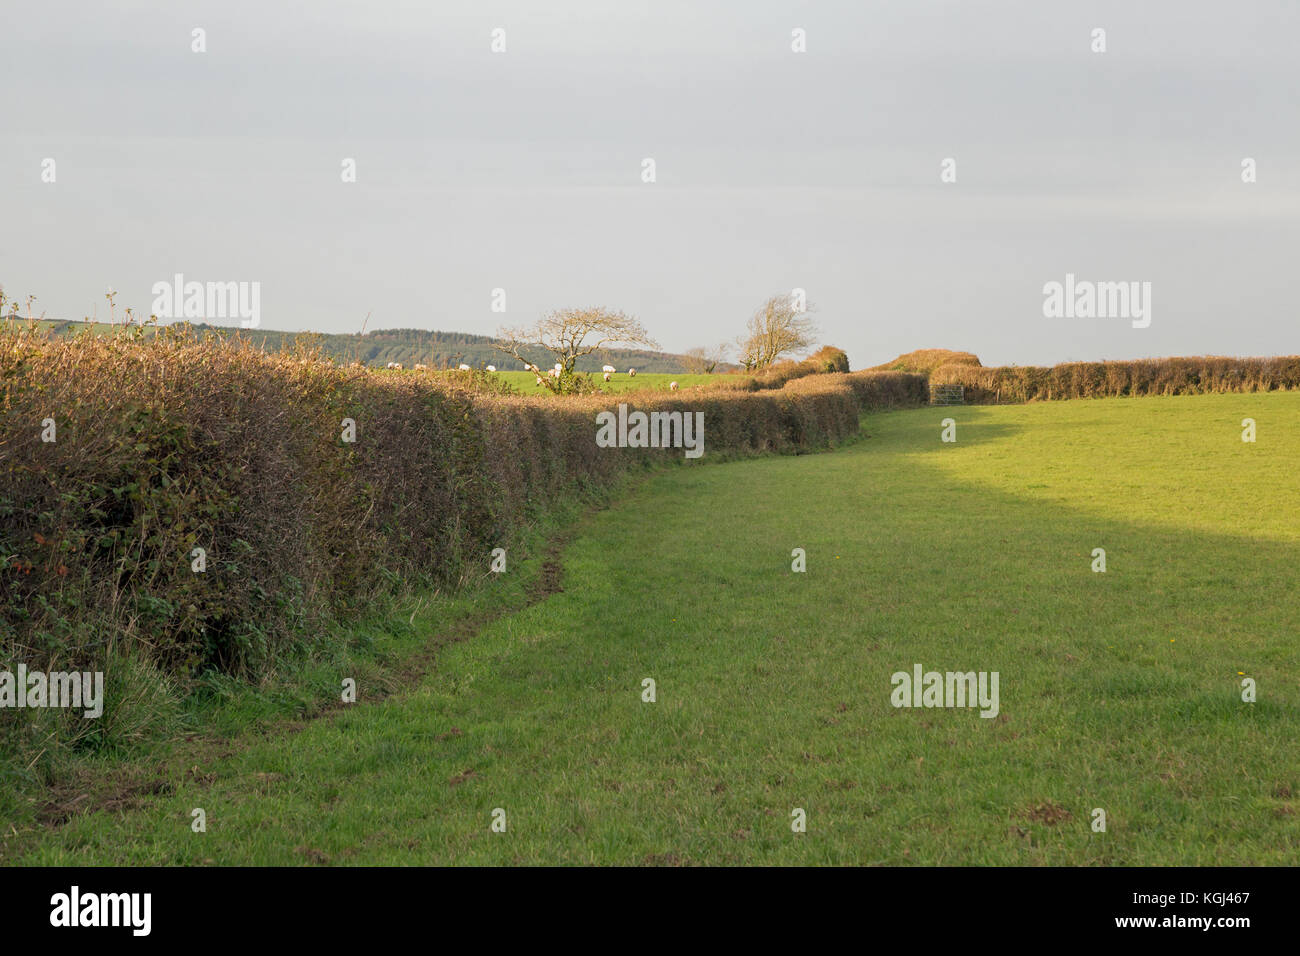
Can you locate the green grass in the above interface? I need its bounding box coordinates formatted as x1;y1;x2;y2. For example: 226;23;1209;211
7;391;1299;864
494;371;722;394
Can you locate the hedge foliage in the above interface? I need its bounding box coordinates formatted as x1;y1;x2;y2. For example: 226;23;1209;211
930;356;1300;404
872;349;982;375
1;323;924;680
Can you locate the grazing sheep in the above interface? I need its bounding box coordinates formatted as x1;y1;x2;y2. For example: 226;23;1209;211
669;381;678;391
549;368;560;378
486;365;496;372
384;362;403;370
413;363;428;371
458;363;471;370
602;364;616;373
627;368;636;377
535;376;543;385
603;372;611;382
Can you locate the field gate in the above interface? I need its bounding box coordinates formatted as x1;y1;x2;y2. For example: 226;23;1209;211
929;384;965;406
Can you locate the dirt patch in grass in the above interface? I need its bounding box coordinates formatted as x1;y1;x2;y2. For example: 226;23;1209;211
531;557;565;601
38;774;173;827
295;846;331;865
1023;802;1073;826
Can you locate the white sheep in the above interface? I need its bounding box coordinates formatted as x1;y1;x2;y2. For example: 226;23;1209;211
486;365;496;372
535;376;543;385
458;363;471;370
413;363;428;371
669;381;678;391
627;368;636;377
602;365;616;373
603;372;611;382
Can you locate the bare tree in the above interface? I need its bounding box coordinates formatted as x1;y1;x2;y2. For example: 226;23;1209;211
736;294;818;371
495;307;659;394
682;343;729;374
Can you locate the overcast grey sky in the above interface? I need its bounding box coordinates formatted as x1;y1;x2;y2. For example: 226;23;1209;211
4;0;1297;367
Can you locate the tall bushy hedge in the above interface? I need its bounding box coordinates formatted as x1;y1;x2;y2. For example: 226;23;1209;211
0;324;924;680
931;356;1300;404
714;346;853;392
872;349;982;375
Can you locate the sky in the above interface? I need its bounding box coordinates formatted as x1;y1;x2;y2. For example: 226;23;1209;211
4;0;1298;368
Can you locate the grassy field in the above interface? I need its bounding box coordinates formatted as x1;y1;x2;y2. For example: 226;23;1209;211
6;391;1298;865
493;371;721;393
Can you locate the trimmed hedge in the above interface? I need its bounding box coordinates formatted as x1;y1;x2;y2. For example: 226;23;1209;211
1;324;924;679
931;356;1300;404
872;349;982;375
706;346;854;393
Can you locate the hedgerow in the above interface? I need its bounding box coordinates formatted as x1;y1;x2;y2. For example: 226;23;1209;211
1;322;923;682
930;356;1300;404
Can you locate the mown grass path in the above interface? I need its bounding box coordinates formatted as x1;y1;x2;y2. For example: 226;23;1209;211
15;392;1300;864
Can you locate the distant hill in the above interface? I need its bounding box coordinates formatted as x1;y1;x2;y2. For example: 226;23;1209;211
20;319;695;373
